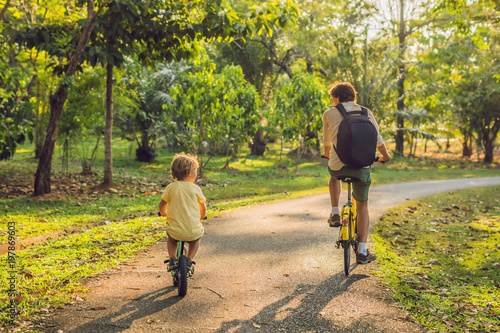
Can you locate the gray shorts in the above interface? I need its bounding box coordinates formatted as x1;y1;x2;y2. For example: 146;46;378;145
167;234;201;244
328;166;371;203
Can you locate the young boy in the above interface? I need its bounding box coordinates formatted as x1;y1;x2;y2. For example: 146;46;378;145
159;153;207;271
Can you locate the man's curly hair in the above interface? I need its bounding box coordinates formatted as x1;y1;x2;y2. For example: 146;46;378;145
171;153;199;181
328;81;358;103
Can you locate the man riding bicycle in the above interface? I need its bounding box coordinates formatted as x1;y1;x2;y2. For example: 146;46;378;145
322;82;391;264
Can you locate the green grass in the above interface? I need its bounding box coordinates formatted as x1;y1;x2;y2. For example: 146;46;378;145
1;217;164;330
374;186;500;332
0;138;499;330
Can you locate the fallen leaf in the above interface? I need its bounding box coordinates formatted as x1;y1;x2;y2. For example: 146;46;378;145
429;259;441;266
124;295;141;300
90;306;106;310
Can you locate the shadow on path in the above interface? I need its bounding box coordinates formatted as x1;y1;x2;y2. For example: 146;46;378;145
216;272;370;333
49;286;179;333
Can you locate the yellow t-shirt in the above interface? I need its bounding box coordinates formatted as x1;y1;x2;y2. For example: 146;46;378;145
162;181;206;241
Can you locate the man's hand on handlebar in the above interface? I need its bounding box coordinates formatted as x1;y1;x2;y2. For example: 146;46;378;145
378;155;391;164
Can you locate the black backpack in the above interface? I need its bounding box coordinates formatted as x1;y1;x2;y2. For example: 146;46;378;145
333;103;378;168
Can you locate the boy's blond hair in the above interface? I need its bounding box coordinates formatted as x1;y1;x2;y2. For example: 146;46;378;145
171;153;199;181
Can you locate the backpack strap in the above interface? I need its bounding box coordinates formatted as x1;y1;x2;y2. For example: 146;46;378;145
335;103;368;117
332;104;347;159
334;103;348;117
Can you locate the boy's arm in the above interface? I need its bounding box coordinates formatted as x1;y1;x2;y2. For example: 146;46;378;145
159;199;168;217
199;201;207;220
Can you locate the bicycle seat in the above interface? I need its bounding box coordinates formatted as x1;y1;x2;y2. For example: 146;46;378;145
336;176;359;182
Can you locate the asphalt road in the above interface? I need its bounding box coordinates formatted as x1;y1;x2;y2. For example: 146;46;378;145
46;177;500;333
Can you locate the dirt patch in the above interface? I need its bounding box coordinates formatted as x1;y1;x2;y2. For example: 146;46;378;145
0;171;139;200
0;226;93;255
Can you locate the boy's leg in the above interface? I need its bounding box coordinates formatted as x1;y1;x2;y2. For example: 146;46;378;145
167;237;178;260
187;238;201;260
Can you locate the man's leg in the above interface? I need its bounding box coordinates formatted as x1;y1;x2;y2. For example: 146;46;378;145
355;200;376;264
356;200;369;243
328;176;341;227
329;176;341;207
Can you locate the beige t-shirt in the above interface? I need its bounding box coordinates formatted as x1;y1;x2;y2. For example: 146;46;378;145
162;181;206;241
323;101;384;171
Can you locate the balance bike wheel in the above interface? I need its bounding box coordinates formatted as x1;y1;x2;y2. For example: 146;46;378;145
177;255;188;297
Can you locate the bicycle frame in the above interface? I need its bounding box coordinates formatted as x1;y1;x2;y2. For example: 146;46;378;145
335;178;359;276
339;181;357;242
171;241;190;278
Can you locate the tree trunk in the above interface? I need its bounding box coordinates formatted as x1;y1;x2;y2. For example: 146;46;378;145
34;85;69;195
223;140;230;169
484;139;494;164
250;129;267;156
0;0;11;21
395;0;406;156
83;133;101;174
103;63;114;186
34;73;43;158
482;120;500;164
33;0;99;196
461;130;473;158
362;26;368;106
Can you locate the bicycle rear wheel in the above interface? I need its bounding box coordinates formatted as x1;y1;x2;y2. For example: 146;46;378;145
177;255;188;297
343;240;350;276
351;214;359;255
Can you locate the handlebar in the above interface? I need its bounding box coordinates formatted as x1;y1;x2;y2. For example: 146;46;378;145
321;155;385;164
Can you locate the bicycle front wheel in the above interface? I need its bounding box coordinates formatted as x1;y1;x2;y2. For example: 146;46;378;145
177;255;188;297
343;240;350;276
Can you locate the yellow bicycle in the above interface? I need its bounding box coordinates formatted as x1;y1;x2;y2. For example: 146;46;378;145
335;176;359;276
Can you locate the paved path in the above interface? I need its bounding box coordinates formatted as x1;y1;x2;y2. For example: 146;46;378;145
46;177;500;333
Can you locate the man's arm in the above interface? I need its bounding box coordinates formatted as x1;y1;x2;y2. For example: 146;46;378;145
377;143;391;163
322;111;332;159
323;146;331;159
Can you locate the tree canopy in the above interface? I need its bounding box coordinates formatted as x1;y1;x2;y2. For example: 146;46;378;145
0;0;498;190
